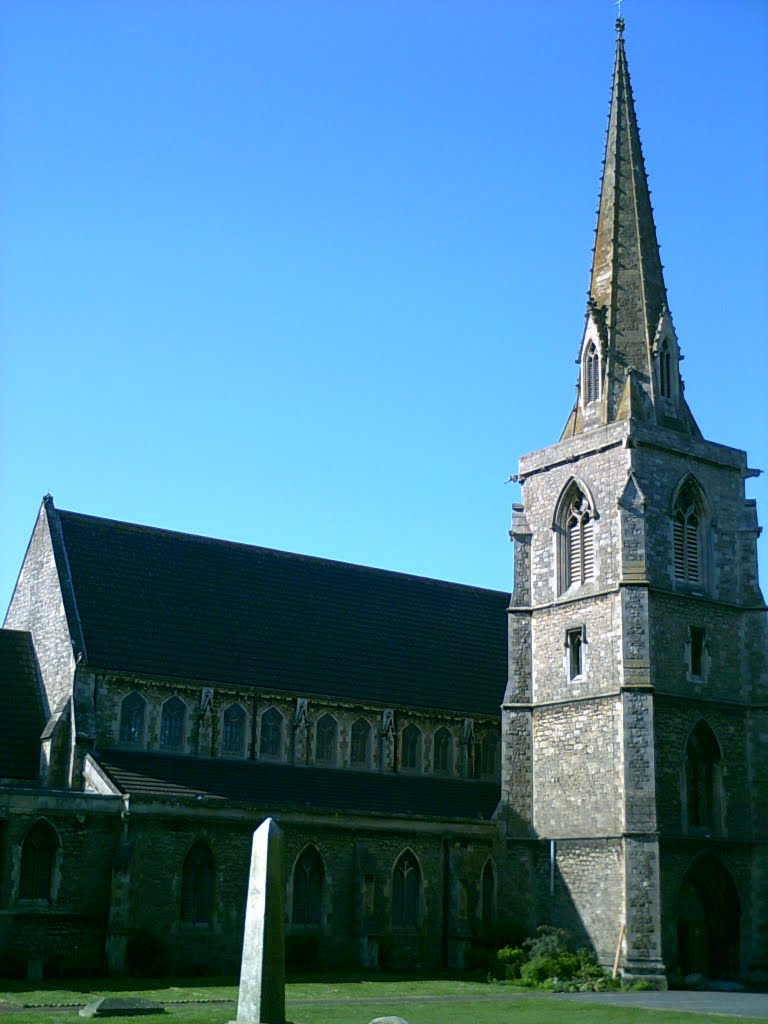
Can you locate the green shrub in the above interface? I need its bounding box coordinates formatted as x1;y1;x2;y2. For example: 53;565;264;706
495;945;525;980
491;925;618;992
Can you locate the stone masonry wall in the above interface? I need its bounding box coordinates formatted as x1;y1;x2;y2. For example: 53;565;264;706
532;697;623;837
4;506;75;720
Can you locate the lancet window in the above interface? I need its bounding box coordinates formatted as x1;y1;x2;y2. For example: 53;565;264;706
556;482;596;593
480;732;500;779
180;841;214;925
584;342;600;404
222;703;246;756
684;721;723;832
400;724;422;772
433;727;453;774
160;696;186;749
392;850;420;927
673;479;706;585
259;707;284;759
19;821;58;901
481;859;496;925
315;713;338;765
350;717;372;767
659;339;672;398
292;846;324;925
119;691;146;745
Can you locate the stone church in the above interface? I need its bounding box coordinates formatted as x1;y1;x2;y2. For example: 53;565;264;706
2;20;766;984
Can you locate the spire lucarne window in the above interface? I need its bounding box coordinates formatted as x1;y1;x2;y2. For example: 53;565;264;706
585;342;600;403
659;339;672;398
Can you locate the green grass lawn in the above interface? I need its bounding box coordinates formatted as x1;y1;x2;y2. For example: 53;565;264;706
0;977;761;1024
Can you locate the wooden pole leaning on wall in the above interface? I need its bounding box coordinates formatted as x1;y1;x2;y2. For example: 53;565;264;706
612;922;626;979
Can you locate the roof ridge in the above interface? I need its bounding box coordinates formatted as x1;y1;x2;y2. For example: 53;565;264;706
57;508;509;597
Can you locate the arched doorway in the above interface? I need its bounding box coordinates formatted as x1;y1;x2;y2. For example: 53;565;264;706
677;855;740;978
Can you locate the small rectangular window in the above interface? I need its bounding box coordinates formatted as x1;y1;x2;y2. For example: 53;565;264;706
690;627;706;678
566;627;584;679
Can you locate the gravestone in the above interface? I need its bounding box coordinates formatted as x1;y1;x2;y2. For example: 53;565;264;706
230;817;285;1024
79;997;164;1017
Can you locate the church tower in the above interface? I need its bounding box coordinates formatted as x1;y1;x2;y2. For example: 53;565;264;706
501;19;768;983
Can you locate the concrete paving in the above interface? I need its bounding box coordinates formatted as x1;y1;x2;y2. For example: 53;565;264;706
554;990;768;1020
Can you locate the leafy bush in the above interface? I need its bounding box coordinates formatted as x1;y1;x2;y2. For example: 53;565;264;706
491;925;620;992
494;945;525;980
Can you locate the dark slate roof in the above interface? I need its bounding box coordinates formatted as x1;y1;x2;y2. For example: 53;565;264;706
0;629;45;780
55;507;509;715
93;749;500;821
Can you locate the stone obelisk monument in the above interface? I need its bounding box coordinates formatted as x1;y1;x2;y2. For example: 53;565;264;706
231;817;285;1024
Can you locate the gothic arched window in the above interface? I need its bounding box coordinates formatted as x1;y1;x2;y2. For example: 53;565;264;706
119;691;146;745
222;704;246;756
181;841;214;925
584;342;600;404
315;713;338;765
685;721;723;832
481;859;496;925
659;339;672;398
259;707;284;759
401;724;423;772
292;846;324;925
672;478;708;586
350;717;372;767
19;820;58;901
433;727;453;774
160;696;186;749
480;732;500;778
556;482;596;593
393;850;421;927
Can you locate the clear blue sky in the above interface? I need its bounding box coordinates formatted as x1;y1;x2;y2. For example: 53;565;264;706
2;0;766;609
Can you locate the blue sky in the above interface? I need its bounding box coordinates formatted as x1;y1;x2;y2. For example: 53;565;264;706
2;0;766;608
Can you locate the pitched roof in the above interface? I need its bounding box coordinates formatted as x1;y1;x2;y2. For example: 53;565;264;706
93;749;500;821
0;629;45;780
54;505;509;716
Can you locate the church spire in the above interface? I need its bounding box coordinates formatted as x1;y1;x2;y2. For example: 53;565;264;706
561;18;700;439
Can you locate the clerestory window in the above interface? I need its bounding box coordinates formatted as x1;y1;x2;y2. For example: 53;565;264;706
315;713;338;765
400;724;423;772
350;717;372;767
222;704;246;756
119;691;146;745
479;732;500;779
259;707;284;759
160;696;186;749
433;727;453;774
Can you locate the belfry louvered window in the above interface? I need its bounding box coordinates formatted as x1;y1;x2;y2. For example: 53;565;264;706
673;488;701;583
585;343;600;403
566;496;595;587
